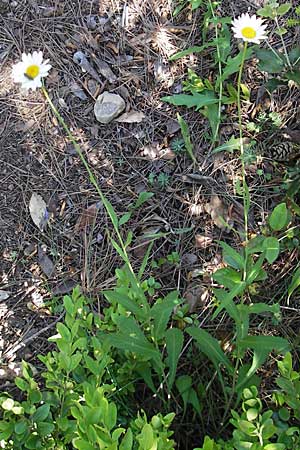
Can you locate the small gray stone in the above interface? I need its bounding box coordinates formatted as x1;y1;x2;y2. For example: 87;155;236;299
94;92;125;124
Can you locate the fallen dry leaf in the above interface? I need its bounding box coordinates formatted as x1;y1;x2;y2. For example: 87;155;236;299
166;118;180;135
141;142;176;161
115;110;145;123
181;253;198;265
38;247;55;278
205;195;229;230
52;279;78;296
184;284;208;313
93;58;117;83
195;234;213;249
29;193;48;232
0;290;11;301
75;202;102;233
70;82;88;100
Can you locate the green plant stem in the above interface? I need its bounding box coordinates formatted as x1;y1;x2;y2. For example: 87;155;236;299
274;16;293;70
41;85;137;282
237;43;250;281
208;0;222;143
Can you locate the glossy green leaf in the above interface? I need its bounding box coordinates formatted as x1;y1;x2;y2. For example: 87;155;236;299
138;423;154;449
31;404;50;423
119;429;133;450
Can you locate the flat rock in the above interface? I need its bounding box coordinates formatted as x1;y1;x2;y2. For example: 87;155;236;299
94;92;125;124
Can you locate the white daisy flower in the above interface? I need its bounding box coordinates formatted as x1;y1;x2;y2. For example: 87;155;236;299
232;13;268;44
12;51;51;91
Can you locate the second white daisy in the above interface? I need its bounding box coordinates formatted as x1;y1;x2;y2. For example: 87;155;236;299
232;13;268;44
12;51;51;91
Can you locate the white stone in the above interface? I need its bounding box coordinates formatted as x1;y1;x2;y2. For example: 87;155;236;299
94;92;125;124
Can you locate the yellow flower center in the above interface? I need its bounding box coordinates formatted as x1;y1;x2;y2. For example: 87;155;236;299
241;27;256;39
25;65;40;80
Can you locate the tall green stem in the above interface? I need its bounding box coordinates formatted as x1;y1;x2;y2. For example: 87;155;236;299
208;0;223;143
237;43;250;281
274;16;292;70
41;85;137;282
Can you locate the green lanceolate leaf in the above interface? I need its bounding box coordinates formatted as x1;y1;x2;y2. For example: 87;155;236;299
107;316;162;369
287;266;300;302
176;375;201;415
213;267;242;290
165;327;184;390
103;289;148;320
236;334;290;391
262;237;280;263
212;282;246;322
162;92;218;109
170;45;208;61
218;241;245;269
151;291;181;341
212;136;241;154
187;327;234;374
177;113;196;162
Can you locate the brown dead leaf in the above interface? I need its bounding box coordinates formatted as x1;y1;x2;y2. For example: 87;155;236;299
195;234;213;249
141;142;176;161
115;111;145;123
38;246;55;278
15;119;35;133
52;280;78;296
181;253;198;265
74;202;102;233
93;58;117;83
184;284;208;312
166;119;180;135
205;195;229;229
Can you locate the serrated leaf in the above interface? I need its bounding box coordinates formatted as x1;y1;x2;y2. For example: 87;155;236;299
212;136;241;154
257;5;275;18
